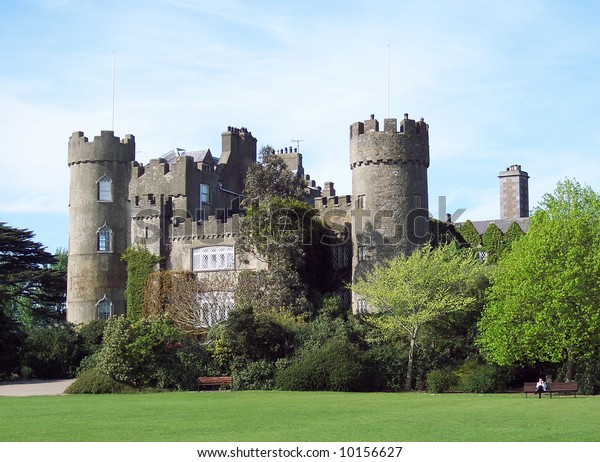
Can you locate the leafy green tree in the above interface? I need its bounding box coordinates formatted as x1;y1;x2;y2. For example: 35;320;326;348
242;146;306;206
351;244;488;390
478;179;600;380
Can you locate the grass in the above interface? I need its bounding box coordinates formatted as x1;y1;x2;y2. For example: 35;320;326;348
0;391;598;442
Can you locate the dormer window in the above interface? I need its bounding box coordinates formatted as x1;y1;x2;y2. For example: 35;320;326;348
98;175;113;202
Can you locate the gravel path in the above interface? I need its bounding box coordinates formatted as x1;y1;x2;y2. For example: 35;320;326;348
0;379;75;397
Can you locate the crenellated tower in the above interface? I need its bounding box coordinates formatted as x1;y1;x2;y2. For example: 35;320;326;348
349;114;430;313
67;130;135;324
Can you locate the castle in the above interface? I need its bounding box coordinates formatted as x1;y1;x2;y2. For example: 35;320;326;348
66;113;528;324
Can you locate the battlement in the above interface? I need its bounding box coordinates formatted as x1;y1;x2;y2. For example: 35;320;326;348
349;114;429;168
171;214;241;241
350;114;428;138
68;130;135;165
315;194;353;210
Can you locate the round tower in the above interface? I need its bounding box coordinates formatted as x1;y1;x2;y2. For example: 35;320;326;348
349;114;430;313
67;130;135;324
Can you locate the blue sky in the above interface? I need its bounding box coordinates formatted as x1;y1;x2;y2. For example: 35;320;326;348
1;0;599;252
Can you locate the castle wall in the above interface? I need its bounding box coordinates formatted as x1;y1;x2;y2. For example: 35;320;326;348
67;131;135;323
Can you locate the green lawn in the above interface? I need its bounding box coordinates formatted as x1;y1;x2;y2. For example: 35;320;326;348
0;391;598;442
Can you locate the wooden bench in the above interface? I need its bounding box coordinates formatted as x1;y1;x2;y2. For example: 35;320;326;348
523;382;578;398
197;376;232;391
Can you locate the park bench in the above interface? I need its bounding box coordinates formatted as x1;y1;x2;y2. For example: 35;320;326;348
197;376;232;391
523;381;578;398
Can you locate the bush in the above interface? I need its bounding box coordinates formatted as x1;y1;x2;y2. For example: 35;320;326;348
65;368;136;394
22;322;84;379
426;368;458;393
77;320;106;355
275;339;370;392
233;359;277;390
455;360;500;393
174;343;224;390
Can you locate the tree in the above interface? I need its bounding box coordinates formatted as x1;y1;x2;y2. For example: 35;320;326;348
0;222;66;326
351;244;488;390
144;270;236;336
236;146;319;316
477;179;600;380
242;146;306;207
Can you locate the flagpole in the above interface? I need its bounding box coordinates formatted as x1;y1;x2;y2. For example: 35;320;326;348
112;50;115;132
387;44;391;118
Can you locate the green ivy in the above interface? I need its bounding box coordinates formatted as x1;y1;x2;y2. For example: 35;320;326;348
481;223;504;263
457;220;481;247
121;246;162;321
503;221;525;252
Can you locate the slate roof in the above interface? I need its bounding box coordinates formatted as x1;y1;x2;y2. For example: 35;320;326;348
160;148;213;164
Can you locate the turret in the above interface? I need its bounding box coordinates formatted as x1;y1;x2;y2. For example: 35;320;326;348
67;131;135;323
349;114;430;313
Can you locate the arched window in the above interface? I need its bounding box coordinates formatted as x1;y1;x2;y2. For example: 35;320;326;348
98;175;113;202
97;224;113;252
96;295;112;320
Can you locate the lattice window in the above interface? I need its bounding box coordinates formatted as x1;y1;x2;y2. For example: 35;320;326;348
192;246;235;271
357;298;369;314
331;245;350;269
97;225;113;252
98;176;113;202
196;291;234;327
339;289;351;311
96;296;112;320
358;245;367;261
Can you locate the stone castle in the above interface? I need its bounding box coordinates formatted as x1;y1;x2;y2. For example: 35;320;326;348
66;113;528;324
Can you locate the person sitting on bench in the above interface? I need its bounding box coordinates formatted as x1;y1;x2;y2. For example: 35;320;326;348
536;377;547;398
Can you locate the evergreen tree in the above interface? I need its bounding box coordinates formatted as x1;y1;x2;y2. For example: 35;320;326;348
0;222;66;325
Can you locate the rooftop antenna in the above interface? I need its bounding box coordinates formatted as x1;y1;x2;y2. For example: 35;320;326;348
387;44;391;118
112;50;115;132
291;139;303;152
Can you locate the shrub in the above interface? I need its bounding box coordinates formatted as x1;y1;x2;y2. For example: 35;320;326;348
426;368;458;393
22;322;84;379
233;359;277;390
77;319;106;355
65;368;136;394
275;339;370;392
455;360;500;393
95;315;134;383
174;343;224;390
